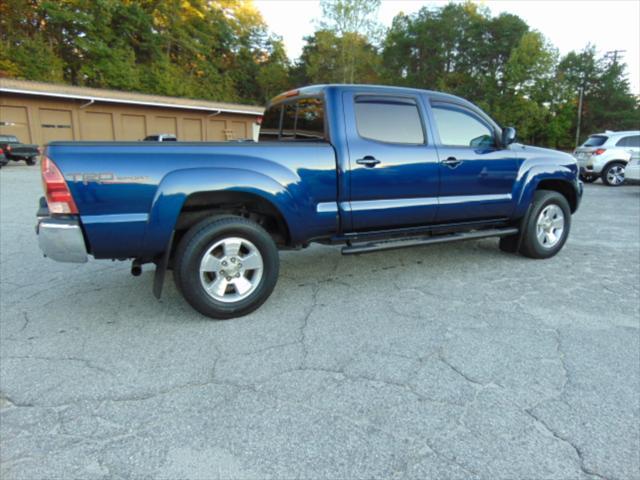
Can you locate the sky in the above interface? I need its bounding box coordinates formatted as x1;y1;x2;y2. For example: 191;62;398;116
254;0;640;94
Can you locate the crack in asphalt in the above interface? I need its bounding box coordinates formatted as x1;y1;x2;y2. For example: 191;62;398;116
2;355;115;377
525;408;609;480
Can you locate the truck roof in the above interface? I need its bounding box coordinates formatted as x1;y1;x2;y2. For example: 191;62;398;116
269;84;499;131
272;84;471;105
270;84;482;114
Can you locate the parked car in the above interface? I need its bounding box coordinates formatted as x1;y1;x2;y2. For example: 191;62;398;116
0;147;8;168
0;135;39;166
36;84;582;319
574;131;640;186
143;134;177;142
625;157;640;184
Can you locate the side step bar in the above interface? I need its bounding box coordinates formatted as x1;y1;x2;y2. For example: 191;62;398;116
341;227;519;255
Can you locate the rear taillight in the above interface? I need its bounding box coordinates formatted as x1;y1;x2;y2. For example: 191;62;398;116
41;156;78;214
593;148;606;155
0;148;3;154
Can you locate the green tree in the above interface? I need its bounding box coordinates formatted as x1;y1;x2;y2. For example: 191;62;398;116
304;0;381;84
553;46;640;148
257;38;292;102
295;29;380;85
0;0;288;104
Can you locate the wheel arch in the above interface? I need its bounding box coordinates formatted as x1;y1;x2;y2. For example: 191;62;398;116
174;190;292;248
143;167;300;258
535;179;578;213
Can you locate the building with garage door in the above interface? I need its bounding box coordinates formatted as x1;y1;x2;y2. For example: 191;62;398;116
0;78;263;146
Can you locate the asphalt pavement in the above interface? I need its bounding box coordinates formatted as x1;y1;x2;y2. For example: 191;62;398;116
1;163;639;479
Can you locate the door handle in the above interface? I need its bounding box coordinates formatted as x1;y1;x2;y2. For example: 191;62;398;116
356;156;381;167
441;156;462;168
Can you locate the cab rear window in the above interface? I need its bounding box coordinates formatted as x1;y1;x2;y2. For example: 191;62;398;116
259;97;326;142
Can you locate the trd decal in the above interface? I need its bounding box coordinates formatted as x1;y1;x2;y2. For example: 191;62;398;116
65;173;149;185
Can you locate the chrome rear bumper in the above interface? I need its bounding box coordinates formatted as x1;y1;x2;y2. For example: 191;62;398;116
36;208;88;263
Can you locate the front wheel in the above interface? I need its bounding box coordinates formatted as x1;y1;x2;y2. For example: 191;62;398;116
25;157;36;166
174;216;279;319
601;162;625;186
519;190;571;259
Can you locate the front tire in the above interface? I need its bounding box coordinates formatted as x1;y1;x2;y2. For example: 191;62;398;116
174;216;279;319
601;161;625;186
520;190;571;259
25;157;36;166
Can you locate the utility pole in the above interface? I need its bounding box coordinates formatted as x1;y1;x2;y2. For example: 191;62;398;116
604;49;626;64
575;85;584;149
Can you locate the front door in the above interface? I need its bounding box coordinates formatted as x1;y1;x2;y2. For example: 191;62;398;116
429;102;520;223
343;92;440;231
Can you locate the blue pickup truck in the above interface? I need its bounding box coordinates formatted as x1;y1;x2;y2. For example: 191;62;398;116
37;85;582;318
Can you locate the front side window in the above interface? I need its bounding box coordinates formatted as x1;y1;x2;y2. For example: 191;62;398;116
354;96;424;144
616;135;640;147
583;135;608;147
432;105;495;148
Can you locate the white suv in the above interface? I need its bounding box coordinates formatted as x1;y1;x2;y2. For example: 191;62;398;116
574;131;640;186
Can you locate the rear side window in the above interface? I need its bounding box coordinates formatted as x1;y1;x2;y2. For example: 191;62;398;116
354;96;424;144
616;135;640;147
583;135;608;147
258;97;326;142
432;105;495;148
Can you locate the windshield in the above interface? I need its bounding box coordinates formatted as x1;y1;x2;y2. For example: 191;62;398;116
582;135;608;147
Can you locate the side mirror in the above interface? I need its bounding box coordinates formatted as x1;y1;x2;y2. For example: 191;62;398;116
501;127;516;147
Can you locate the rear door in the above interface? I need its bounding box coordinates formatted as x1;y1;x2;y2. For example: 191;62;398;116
429;101;519;223
343;92;439;231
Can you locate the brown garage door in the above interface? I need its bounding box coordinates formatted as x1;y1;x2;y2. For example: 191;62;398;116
231;121;248;140
121;114;146;141
83;111;114;140
0;105;32;143
183;118;203;141
155;116;177;136
40;108;74;143
207;119;226;141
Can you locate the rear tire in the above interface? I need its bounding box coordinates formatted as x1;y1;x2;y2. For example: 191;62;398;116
174;216;279;319
520;190;571;259
601;161;625;186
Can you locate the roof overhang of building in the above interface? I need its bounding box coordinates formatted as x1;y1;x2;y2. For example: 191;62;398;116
0;84;263;116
